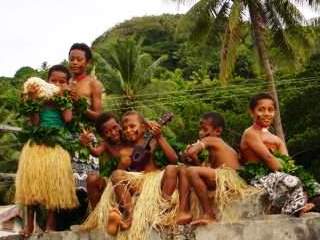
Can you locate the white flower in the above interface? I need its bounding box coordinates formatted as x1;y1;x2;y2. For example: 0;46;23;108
23;77;60;99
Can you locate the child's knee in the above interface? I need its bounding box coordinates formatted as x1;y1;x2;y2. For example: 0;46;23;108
165;165;178;178
187;167;198;180
87;173;100;187
111;169;126;184
179;166;187;177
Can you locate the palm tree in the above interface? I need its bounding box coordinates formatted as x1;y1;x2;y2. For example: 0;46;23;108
93;38;168;113
172;0;318;141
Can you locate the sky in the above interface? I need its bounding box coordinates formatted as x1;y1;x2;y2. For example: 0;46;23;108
0;0;319;77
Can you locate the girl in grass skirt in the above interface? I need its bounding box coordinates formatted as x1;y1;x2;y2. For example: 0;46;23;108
15;66;78;237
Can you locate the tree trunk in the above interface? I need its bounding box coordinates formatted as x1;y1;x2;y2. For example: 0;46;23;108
248;3;286;142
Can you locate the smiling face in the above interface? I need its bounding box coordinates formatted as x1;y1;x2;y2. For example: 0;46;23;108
250;99;275;128
122;114;145;143
48;70;68;88
199;118;221;138
68;49;88;75
101;118;122;144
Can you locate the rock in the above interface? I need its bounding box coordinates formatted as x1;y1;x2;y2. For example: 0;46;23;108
194;213;320;240
28;230;109;240
220;190;269;221
1;213;317;240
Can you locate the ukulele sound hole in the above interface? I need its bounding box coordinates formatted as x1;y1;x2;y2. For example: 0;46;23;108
134;153;140;160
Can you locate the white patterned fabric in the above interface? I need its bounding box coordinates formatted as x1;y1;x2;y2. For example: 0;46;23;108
252;172;307;215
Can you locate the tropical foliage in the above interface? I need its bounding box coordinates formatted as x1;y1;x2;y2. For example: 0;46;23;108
172;0;320;141
0;14;320;182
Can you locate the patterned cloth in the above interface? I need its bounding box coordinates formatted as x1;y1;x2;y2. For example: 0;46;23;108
72;153;100;191
251;171;306;215
238;153;320;198
71;134;100;191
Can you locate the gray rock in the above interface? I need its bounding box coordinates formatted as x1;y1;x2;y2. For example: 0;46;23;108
3;213;317;240
194;213;320;240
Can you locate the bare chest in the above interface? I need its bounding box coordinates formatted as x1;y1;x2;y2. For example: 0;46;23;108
260;132;279;151
74;80;92;99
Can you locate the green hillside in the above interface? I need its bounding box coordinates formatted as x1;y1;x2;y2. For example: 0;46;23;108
0;14;320;180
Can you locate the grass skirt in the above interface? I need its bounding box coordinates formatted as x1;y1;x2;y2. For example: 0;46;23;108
190;167;258;222
79;170;178;240
15;141;78;209
120;171;175;240
78;180;117;231
79;171;145;232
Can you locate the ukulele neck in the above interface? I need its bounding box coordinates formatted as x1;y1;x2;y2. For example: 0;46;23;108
142;132;153;149
141;112;173;150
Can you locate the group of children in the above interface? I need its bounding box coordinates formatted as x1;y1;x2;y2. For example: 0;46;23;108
14;43;319;239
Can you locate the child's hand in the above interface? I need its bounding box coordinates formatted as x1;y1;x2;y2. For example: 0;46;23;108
80;131;95;146
184;146;199;163
27;83;40;99
146;121;162;139
183;141;204;164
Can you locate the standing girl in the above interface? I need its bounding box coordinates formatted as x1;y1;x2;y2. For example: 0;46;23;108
15;65;78;237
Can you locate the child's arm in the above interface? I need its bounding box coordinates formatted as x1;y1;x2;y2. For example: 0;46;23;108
181;144;202;166
79;133;107;157
156;136;178;164
245;131;282;171
89;143;108;157
24;84;40;125
62;109;73;123
277;136;288;156
183;139;208;165
29;113;40;125
149;122;178;164
86;79;103;120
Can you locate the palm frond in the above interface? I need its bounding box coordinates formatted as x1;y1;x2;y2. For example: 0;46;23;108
264;1;296;59
103;65;124;94
267;0;304;26
219;0;243;84
292;0;320;10
308;16;320;26
176;0;224;42
206;1;231;45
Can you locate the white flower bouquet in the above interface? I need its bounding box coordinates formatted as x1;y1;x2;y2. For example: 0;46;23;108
23;77;60;100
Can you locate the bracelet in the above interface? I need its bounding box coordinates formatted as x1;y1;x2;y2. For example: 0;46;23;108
196;140;206;151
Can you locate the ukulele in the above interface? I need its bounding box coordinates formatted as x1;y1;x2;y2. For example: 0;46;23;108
130;112;174;171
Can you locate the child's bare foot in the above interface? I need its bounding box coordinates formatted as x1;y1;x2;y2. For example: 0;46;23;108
44;227;56;233
120;216;132;230
20;226;33;238
190;214;216;226
176;211;192;225
299;203;315;216
45;224;56;233
106;209;122;236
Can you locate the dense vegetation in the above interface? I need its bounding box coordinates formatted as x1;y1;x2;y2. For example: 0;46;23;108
0;14;319;180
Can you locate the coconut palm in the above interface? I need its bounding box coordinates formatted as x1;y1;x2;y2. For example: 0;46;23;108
172;0;318;141
93;38;168;113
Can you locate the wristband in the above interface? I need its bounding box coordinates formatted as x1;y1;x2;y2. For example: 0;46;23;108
197;140;206;151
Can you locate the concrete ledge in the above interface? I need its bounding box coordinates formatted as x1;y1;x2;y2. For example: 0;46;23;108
1;212;317;240
194;213;320;240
